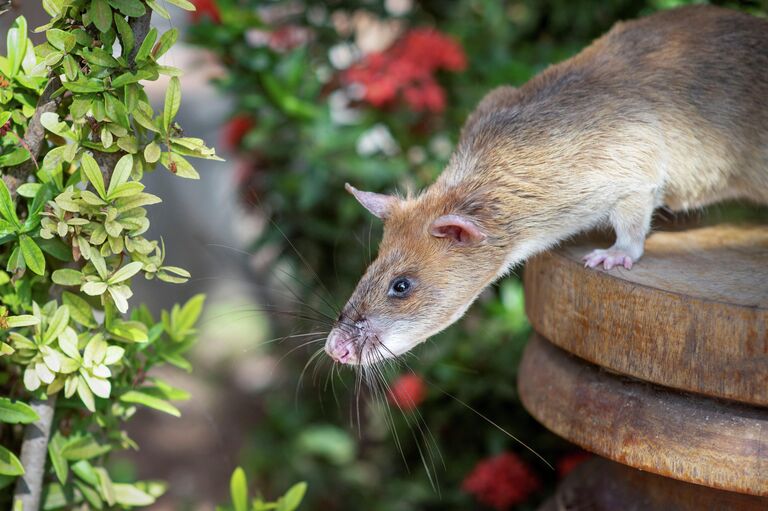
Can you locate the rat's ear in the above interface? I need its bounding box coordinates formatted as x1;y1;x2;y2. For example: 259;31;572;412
429;214;487;246
345;183;399;219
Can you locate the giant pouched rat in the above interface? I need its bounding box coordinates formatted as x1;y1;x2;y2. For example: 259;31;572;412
326;5;768;364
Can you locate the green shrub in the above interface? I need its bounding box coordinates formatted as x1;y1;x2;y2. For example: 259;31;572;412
0;1;218;508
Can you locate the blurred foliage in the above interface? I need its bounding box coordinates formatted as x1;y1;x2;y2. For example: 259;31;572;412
219;467;306;511
188;0;766;510
0;1;216;508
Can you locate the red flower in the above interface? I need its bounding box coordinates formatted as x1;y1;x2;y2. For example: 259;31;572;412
222;115;255;149
462;452;541;510
556;451;592;478
387;374;427;410
190;0;221;23
342;28;466;114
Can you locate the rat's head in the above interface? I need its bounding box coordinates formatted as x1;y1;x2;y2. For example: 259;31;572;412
326;183;506;366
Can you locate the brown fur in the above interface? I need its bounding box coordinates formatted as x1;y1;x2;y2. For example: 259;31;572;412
327;6;768;364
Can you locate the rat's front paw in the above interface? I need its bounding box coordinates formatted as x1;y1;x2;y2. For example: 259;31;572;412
582;248;635;270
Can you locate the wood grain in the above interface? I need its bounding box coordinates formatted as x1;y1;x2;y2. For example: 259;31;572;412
537;458;768;511
518;334;768;496
524;224;768;406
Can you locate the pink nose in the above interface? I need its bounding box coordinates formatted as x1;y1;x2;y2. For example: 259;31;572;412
326;329;355;363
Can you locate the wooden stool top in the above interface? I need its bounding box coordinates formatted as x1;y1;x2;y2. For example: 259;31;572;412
524;224;768;406
519;335;768;496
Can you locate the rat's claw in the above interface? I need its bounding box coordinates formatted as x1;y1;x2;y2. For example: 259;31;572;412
582;249;635;270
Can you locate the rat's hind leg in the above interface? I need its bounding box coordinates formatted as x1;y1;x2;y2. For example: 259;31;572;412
583;193;655;270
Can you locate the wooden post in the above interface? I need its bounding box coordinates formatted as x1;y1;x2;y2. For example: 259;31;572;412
519;224;768;507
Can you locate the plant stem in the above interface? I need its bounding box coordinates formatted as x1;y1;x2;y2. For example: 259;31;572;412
2;76;62;198
12;396;57;511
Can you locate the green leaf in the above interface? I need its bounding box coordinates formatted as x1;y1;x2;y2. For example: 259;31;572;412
278;482;307;511
7;16;28;78
40;112;71;138
62;78;105;93
113;192;161;212
95;467;116;506
48;432;69;484
297;426;355;465
107;154;133;197
19;235;45;275
71;459;98;486
38;239;73;261
159;153;199;179
113;483;155;506
0;398;39;424
0;445;24;476
111;69;154;88
150;379;191;401
44;305;70;344
0;147;31;167
108;261;143;284
52;269;83;286
61;436;111;460
63;54;79;80
90;253;109;280
63;292;97;328
6;246;24;273
107;181;144;200
164;0;195;10
16;183;41;199
107;285;131;313
83;281;108;296
90;0;113;33
134;27;157;62
108;0;146;17
80;153;107;199
120;390;180;417
230;467;248;511
74;479;103;509
174;294;205;336
143;141;161;163
146;0;170;19
108;319;148;342
6;315;40;328
153;28;178;59
0;178;20;228
114;14;135;57
0;220;16;237
83;47;119;68
163;77;181;132
104;93;130;128
46;29;76;52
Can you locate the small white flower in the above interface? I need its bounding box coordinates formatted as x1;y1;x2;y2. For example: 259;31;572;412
385;0;413;16
329;90;362;125
356;124;400;157
245;29;270;47
328;43;359;70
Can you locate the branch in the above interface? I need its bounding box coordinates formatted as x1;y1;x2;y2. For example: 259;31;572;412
127;11;153;67
4;10;152;195
2;76;62;198
94;10;153;181
12;396;57;511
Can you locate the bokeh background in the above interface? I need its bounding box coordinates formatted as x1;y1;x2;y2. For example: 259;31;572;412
5;0;767;509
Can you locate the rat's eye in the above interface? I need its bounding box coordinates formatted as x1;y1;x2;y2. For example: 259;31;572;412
388;277;413;298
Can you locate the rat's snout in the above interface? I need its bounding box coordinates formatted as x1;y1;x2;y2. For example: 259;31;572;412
325;327;359;364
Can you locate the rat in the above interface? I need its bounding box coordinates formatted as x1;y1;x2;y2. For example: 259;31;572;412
325;5;768;365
